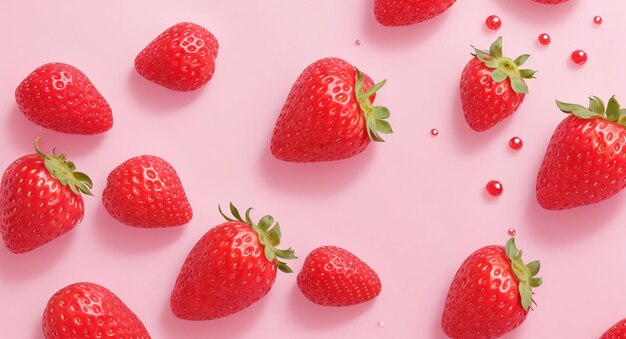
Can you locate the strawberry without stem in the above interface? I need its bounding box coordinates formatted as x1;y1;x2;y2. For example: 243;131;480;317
0;138;92;253
537;96;626;210
441;237;542;339
170;203;296;320
270;57;392;162
374;0;456;26
601;318;626;338
297;246;381;307
102;155;192;227
135;22;219;92
15;63;113;135
460;37;536;132
43;282;150;338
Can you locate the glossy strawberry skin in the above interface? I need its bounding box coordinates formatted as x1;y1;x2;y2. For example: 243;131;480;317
442;245;527;338
135;22;219;91
170;221;277;320
375;0;456;26
533;0;569;4
102;155;192;227
270;57;376;162
0;154;84;253
43;282;150;339
536;116;626;210
460;58;525;132
15;63;113;135
601;318;626;338
297;246;381;306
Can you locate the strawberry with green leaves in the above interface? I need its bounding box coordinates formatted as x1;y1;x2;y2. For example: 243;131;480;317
441;237;542;338
170;203;296;320
0;138;92;253
460;37;536;132
270;57;392;162
43;282;150;338
297;246;381;306
537;96;626;210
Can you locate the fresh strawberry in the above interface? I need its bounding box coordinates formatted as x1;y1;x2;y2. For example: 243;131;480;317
601;318;626;338
460;37;536;132
297;246;381;306
102;155;192;227
533;0;569;4
170;203;296;320
0;138;92;254
135;22;219;92
15;63;113;135
442;237;542;338
270;57;392;162
537;96;626;210
43;282;150;338
374;0;456;26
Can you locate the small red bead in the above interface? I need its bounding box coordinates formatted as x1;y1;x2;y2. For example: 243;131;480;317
509;137;523;151
593;16;603;25
486;180;503;197
508;227;517;237
571;50;588;65
430;128;439;136
355;39;362;46
485;15;502;31
538;33;551;46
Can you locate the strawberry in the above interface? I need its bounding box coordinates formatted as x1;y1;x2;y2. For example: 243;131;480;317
441;237;542;338
536;96;626;210
43;282;150;338
270;57;392;162
533;0;569;4
297;246;381;306
460;37;536;132
0;138;92;254
102;155;192;227
374;0;456;26
601;318;626;338
15;63;113;135
135;22;219;92
170;203;296;320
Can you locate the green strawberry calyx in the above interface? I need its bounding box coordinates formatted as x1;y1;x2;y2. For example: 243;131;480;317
219;203;296;273
556;96;626;128
354;68;393;142
505;237;542;312
472;36;536;94
34;137;93;196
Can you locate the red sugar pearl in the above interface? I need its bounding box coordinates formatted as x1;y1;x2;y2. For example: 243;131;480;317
485;15;502;31
571;50;588;65
538;33;551;46
486;180;503;197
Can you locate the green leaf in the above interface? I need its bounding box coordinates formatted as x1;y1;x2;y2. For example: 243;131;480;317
519;69;537;79
66;161;76;171
530;277;543;288
606;96;621;122
274;247;297;259
264;246;276;261
218;205;235;222
514;54;530;66
244;208;253;225
267;223;282;247
588;96;605;115
474;48;493;62
491;69;507;83
556;100;602;119
276;260;293;273
519;283;533;311
510;77;528;94
73;172;93;188
526;260;541;276
258;215;274;232
229;203;243;222
373;106;390;119
364;79;387;98
375;119;393;134
489;36;503;59
505;238;518;260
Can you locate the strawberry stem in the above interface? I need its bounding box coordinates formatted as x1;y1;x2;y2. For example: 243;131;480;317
354;68;393;142
505;237;542;312
34;137;93;196
557;96;626;128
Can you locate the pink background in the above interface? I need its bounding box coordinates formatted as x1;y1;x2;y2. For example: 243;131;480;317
0;0;624;338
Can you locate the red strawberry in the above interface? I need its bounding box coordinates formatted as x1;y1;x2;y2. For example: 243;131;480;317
536;96;626;210
171;204;296;320
460;37;536;132
102;155;192;227
270;57;392;162
297;246;381;306
442;237;542;338
374;0;456;26
601;318;626;338
533;0;569;4
43;282;150;338
15;63;113;135
0;138;92;253
135;22;219;92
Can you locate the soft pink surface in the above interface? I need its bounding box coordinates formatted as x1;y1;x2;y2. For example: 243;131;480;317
0;1;623;338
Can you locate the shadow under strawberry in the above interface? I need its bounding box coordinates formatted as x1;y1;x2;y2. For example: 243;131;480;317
493;0;578;25
126;69;203;113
